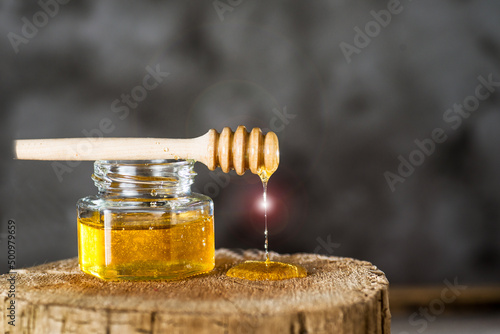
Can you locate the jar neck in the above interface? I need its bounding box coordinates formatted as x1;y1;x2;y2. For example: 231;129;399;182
92;160;195;197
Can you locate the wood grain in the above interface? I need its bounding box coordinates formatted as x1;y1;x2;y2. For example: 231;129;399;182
0;249;391;334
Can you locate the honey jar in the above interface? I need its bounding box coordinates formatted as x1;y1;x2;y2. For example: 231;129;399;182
77;160;214;281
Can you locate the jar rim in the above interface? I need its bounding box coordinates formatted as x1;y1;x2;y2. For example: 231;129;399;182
92;159;195;196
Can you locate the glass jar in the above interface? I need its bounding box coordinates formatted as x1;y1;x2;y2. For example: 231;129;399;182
77;160;214;281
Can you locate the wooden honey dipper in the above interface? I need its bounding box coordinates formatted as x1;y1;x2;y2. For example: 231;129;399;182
14;126;279;175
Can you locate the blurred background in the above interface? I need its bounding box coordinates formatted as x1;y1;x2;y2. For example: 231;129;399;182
1;1;500;327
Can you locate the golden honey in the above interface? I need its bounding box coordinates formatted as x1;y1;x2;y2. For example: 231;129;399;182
78;212;214;281
77;160;214;281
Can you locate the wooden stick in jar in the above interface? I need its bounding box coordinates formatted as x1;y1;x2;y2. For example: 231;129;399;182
14;126;279;175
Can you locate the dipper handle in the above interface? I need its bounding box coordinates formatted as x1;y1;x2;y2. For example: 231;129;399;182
14;126;279;175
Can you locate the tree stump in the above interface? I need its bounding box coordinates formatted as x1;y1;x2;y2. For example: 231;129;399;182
1;249;391;334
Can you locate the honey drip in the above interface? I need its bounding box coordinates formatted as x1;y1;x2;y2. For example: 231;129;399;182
263;172;269;262
226;168;307;281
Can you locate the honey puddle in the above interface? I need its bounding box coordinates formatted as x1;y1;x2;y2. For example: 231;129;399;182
226;168;307;281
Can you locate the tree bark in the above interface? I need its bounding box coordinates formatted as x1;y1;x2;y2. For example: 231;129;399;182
1;249;391;333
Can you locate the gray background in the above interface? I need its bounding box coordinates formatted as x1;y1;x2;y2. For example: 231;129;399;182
1;0;500;286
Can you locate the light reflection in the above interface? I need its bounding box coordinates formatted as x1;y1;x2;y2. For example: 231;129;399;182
259;197;271;210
